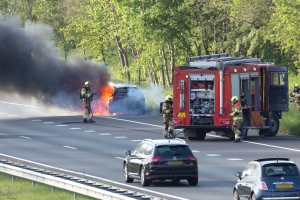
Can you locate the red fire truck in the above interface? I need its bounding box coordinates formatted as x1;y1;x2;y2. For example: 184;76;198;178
172;53;289;140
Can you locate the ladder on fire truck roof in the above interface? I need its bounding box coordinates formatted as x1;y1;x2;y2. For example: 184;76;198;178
187;53;261;70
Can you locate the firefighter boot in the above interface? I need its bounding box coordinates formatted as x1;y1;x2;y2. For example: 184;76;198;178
88;119;96;123
163;130;168;139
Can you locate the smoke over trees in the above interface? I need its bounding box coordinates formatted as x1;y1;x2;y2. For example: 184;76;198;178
0;13;110;109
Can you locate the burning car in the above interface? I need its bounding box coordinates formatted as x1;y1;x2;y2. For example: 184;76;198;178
108;85;145;115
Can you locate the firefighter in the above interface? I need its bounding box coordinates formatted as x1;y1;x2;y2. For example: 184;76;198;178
289;84;300;109
230;96;243;142
80;81;95;123
162;95;174;138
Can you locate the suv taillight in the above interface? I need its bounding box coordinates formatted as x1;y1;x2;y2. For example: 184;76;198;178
187;155;197;164
147;156;161;164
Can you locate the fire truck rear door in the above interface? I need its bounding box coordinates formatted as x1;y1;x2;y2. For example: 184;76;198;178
268;67;288;111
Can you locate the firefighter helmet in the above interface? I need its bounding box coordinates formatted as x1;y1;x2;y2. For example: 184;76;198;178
85;81;90;86
166;95;173;101
231;96;239;103
294;83;299;87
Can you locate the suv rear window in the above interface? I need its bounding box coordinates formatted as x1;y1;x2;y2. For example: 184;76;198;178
262;164;299;177
114;87;143;98
155;145;192;156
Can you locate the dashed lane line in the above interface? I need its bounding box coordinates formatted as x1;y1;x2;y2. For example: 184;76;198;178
205;154;221;156
56;125;68;127
19;136;31;139
131;140;143;142
85;130;96;132
8;115;19;117
192;150;201;153
43;122;54;124
63;146;77;150
227;158;243;161
69;128;82;130
115;136;127;139
99;133;111;135
31;119;42;122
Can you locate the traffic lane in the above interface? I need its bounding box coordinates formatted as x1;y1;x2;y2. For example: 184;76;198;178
186;135;300;171
0;116;240;200
107;115;300;154
0;120;191;200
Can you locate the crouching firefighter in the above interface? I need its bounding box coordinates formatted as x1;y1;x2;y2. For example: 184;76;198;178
80;81;96;123
162;95;174;138
230;96;243;142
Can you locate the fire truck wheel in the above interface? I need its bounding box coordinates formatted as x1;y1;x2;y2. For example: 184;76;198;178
267;113;279;137
259;113;279;137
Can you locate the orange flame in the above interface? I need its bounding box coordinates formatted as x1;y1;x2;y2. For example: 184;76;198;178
93;85;115;116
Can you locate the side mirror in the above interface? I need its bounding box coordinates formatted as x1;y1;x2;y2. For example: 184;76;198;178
235;172;242;180
125;150;132;156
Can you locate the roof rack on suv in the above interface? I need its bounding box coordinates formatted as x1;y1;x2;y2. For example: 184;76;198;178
254;158;290;162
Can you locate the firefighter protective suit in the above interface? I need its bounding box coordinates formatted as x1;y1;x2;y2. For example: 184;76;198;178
289;84;300;109
162;95;173;138
230;96;243;142
80;81;95;123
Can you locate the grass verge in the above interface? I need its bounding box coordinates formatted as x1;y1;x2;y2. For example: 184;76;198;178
0;172;94;200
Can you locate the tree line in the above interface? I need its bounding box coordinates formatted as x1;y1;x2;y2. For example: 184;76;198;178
1;0;299;85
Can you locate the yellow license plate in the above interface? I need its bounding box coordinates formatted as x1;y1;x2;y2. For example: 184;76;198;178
168;161;183;165
276;184;293;189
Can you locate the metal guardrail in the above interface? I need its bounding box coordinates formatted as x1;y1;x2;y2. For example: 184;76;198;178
0;159;163;200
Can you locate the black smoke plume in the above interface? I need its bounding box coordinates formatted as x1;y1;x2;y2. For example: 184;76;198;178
0;13;110;110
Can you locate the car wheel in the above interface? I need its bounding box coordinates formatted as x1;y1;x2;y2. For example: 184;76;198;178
140;166;151;186
233;190;240;200
187;178;198;186
123;164;133;183
251;193;256;200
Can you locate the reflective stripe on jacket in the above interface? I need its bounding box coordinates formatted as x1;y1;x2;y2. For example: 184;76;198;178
231;101;243;121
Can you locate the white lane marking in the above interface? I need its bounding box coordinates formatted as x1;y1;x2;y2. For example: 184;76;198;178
85;130;96;132
63;146;77;150
115;157;124;160
205;154;221;156
0;100;79;114
8;115;19;117
31;119;42;122
19;117;29;118
242;140;300;152
56;125;68;127
101;117;300;153
192;150;201;153
0;153;189;200
131;140;142;142
103;116;162;127
99;133;111;135
228;158;243;161
70;128;81;130
115;136;127;139
43;122;54;124
19;136;31;139
0;112;7;114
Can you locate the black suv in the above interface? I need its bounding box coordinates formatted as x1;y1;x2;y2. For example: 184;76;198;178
108;85;145;115
123;139;198;186
233;158;300;200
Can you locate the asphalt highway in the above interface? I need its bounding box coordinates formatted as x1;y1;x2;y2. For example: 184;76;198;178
0;99;300;200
